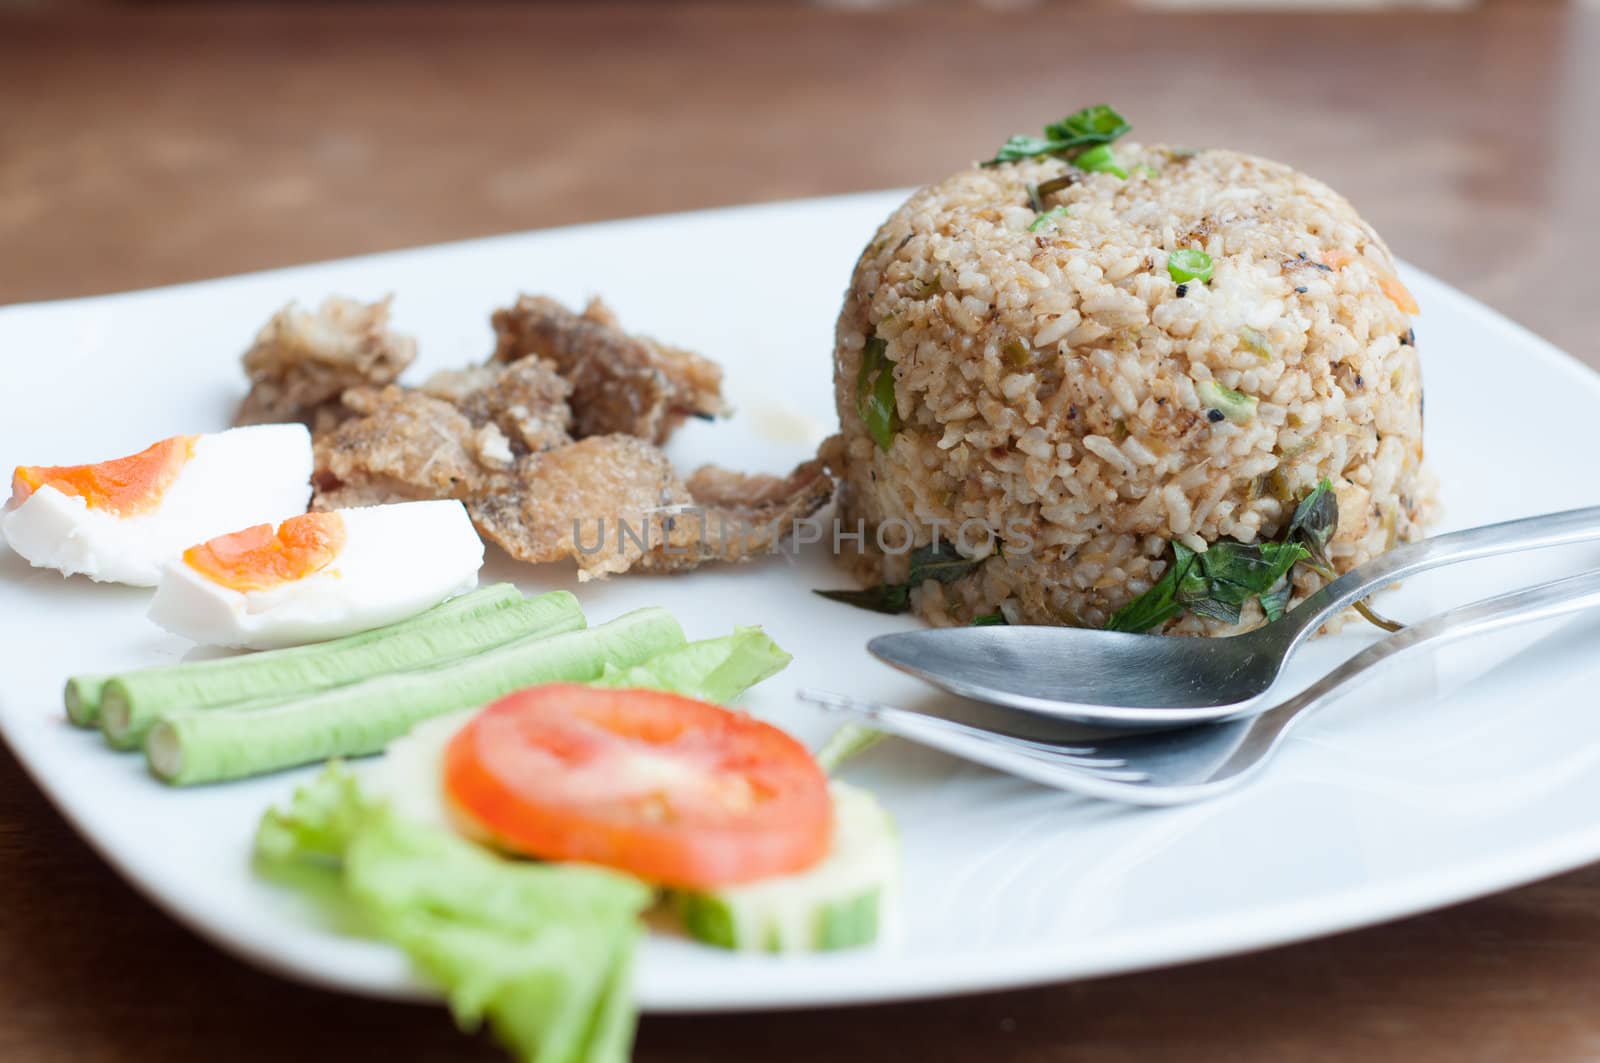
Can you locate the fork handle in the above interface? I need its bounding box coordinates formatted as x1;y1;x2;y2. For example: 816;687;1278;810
1259;566;1600;743
1272;504;1600;653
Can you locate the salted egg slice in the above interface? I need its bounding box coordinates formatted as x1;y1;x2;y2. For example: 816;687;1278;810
147;499;485;650
2;424;313;587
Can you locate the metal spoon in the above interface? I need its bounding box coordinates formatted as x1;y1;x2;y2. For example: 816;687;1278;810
868;504;1600;727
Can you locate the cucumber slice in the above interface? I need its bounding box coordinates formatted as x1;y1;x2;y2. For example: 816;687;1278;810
673;782;897;953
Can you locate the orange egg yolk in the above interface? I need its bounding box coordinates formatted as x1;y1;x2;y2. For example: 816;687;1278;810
183;511;347;592
10;435;198;516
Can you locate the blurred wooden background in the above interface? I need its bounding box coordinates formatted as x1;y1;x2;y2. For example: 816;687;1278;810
3;2;1597;357
0;1;1557;8
3;3;1600;1062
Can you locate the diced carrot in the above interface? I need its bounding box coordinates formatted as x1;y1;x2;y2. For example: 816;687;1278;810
1380;274;1420;315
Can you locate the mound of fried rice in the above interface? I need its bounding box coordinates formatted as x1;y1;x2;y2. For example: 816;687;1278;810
824;145;1436;633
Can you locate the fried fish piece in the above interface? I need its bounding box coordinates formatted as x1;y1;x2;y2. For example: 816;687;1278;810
489;295;727;443
638;458;836;572
469;434;835;580
470;434;692;580
235;296;416;430
420;357;573;456
311;386;508;510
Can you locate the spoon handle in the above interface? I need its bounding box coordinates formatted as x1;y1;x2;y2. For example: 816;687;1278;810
1256;566;1600;749
1273;504;1600;652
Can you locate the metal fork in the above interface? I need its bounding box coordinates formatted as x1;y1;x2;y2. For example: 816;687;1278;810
799;567;1600;806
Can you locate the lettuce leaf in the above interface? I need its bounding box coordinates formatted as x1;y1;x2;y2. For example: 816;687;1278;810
593;626;791;705
255;762;378;868
255;765;652;1063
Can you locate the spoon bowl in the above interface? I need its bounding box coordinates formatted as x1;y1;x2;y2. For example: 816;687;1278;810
869;623;1290;726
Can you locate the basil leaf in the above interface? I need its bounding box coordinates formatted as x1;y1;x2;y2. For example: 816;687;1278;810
988;135;1063;165
1185;541;1310;614
814;541;987;617
1172;542;1211;601
855;336;885;422
1107;539;1307;633
1258;577;1295;623
908;541;983;586
1183;595;1244;624
971;613;1007;626
1105;542;1199;633
813;585;911;615
983;104;1131;166
865;364;897;451
1287;477;1337;564
856;336;899;452
1045;104;1130;145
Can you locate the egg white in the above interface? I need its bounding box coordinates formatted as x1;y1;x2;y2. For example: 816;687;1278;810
147;499;485;649
1;424;314;587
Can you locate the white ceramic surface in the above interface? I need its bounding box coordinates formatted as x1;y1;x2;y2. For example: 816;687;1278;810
4;191;1600;1012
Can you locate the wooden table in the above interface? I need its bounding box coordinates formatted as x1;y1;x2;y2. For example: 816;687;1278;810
3;6;1599;1061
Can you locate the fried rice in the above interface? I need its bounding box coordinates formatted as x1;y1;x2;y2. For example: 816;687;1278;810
824;145;1436;633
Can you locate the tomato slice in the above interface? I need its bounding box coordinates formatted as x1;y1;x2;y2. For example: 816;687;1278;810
443;684;833;889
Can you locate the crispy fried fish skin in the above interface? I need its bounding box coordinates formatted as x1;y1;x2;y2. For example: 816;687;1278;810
639;458;836;572
489;295;727;443
469;434;836;579
311;386;507;510
235;296;416;429
421;358;574;456
470;435;692;580
263;290;827;579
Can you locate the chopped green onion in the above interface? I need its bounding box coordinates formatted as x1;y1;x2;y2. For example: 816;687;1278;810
1197;379;1256;424
1238;326;1272;361
1168;248;1214;284
1136;164;1159;179
1028;206;1069;232
1074;144;1128;179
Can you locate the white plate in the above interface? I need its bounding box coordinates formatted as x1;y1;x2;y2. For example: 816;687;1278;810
5;191;1600;1013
